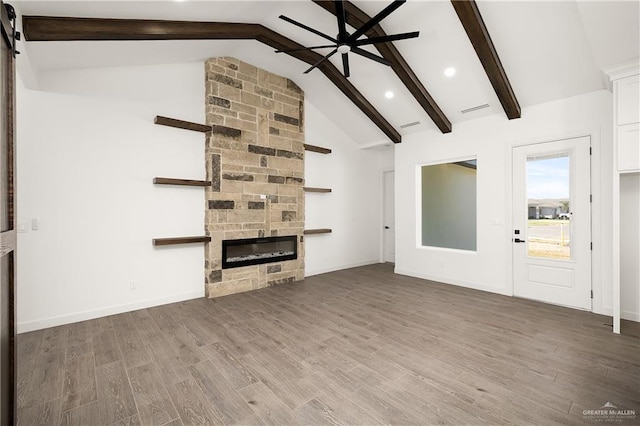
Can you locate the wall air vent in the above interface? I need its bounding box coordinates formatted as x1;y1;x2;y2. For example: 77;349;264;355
399;121;421;129
461;103;490;114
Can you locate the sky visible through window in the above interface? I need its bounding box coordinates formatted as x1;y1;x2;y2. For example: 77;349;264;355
527;154;570;200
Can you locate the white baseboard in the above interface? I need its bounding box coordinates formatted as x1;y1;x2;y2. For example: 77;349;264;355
305;259;380;277
622;310;640;322
397;271;638;321
595;306;640;322
394;268;511;296
17;291;204;333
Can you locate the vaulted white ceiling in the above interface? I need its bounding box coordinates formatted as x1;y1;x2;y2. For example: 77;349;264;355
12;0;640;147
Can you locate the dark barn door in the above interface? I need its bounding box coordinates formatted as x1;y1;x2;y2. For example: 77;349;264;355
0;1;16;424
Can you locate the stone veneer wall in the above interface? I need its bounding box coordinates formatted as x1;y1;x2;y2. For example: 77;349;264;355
204;57;305;298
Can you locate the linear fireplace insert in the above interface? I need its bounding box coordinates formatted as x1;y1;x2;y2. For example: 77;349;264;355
222;236;297;269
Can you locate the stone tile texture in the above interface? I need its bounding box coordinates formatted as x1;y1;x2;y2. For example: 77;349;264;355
205;57;305;298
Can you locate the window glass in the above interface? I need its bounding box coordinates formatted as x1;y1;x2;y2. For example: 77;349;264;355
421;159;477;251
526;153;571;260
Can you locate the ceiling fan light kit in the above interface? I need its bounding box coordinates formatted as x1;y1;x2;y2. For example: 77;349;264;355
277;0;419;78
337;44;351;54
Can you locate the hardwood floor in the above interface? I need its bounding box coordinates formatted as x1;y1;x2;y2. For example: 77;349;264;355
17;263;640;425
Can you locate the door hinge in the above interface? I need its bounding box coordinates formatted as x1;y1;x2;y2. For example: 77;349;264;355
589;147;592;155
590;194;593;203
591;290;594;299
590;242;593;250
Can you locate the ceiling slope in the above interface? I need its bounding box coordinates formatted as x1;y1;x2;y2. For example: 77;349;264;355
22;15;402;143
312;0;452;134
451;0;521;120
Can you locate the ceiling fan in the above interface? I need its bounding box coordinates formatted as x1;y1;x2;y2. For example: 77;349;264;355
276;0;419;78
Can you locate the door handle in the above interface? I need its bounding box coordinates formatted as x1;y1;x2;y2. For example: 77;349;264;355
513;238;526;243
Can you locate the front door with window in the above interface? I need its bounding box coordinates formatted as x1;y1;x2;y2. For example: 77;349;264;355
512;137;591;310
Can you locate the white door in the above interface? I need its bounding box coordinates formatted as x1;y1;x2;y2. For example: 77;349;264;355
383;171;395;263
512;137;591;310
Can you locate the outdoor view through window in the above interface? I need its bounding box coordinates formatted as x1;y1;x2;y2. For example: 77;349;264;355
526;153;571;260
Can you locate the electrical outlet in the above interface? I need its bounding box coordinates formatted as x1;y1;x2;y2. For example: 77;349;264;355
129;281;137;290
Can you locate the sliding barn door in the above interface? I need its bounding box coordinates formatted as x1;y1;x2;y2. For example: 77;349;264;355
0;2;16;424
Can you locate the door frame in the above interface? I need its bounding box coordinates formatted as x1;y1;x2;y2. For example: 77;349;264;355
506;130;603;315
379;168;394;263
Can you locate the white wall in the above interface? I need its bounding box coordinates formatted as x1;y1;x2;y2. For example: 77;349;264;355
17;62;392;331
620;173;640;321
17;63;207;332
304;101;389;276
17;63;623;330
395;90;617;317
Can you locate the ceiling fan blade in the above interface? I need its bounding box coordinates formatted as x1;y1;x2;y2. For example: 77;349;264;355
348;0;406;42
342;53;350;78
304;49;338;74
352;31;419;47
275;44;336;53
335;0;348;42
279;15;337;43
351;47;392;66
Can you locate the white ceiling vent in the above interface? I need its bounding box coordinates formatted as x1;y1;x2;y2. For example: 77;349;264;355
461;103;490;114
399;121;421;129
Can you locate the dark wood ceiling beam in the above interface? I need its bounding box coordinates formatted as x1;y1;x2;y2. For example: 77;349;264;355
451;0;521;119
22;16;401;143
312;0;452;134
22;16;261;41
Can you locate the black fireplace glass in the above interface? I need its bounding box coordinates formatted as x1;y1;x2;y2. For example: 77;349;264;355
222;236;297;269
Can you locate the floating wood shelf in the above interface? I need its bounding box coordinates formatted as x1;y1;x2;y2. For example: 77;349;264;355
304;229;332;235
153;236;212;246
154;115;211;133
303;187;332;193
153;177;211;187
304;144;332;154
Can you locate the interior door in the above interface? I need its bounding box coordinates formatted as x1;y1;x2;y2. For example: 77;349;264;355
512;137;591;310
383;170;395;263
0;2;16;424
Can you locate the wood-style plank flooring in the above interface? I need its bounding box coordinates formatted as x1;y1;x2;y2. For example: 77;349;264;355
17;263;640;425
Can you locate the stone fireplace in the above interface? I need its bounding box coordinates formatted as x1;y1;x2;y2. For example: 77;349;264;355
204;57;305;298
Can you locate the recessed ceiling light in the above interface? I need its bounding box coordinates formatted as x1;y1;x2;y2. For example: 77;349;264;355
384;91;394;99
444;67;456;77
